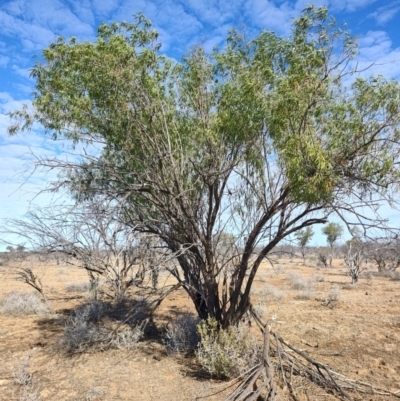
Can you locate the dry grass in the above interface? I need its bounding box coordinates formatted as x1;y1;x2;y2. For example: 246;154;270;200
0;259;399;400
0;292;51;316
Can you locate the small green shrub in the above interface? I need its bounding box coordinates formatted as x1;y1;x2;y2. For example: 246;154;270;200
196;318;260;379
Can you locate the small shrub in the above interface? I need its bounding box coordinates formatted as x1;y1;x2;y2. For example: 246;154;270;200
65;282;90;293
252;302;267;319
288;273;315;290
288;273;306;289
255;285;284;300
74;302;105;322
310;273;325;282
389;271;400;281
86;389;105;401
111;326;143;350
18;384;42;401
317;252;329;268
61;313;106;353
328;286;341;302
295;287;315;300
0;292;50;316
196;318;261;379
361;271;373;280
321;286;341;308
163;313;199;354
14;355;31;386
264;285;284;299
13;355;42;401
342;283;353;290
60;301;144;353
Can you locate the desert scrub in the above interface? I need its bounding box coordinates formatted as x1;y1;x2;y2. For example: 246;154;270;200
196;318;261;379
65;282;91;293
0;292;50;316
60;301;144;353
163;313;199;355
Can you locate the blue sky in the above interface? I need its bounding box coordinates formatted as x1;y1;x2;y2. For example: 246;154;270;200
1;0;400;247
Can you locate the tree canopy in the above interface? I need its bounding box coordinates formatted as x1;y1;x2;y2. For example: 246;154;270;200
8;6;400;327
322;223;343;248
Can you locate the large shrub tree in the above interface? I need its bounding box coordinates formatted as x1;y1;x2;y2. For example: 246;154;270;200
322;222;343;266
9;7;400;328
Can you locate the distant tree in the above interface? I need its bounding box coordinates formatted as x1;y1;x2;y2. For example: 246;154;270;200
322;223;343;266
4;198;166;301
295;227;314;264
344;246;365;284
16;244;25;253
368;238;400;273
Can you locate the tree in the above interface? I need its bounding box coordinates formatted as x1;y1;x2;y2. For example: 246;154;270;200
4;198;167;301
294;227;313;264
344;247;365;284
322;223;343;267
368;238;400;273
9;7;400;329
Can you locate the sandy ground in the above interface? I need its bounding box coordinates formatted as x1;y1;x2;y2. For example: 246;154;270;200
0;257;399;401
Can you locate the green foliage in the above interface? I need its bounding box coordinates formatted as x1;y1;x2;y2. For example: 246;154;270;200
9;6;400;205
322;223;343;247
295;227;314;248
196;317;260;379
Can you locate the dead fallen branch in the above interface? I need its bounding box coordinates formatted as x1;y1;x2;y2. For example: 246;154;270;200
221;305;400;401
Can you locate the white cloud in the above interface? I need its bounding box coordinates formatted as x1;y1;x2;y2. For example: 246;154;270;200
327;0;378;13
244;0;296;36
0;92;70;226
12;65;31;79
90;0;119;19
368;1;400;25
356;30;400;79
0;55;9;67
0;0;94;53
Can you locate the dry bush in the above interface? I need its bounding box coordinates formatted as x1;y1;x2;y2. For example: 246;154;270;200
163;313;200;355
110;326;144;350
342;283;354;290
310;273;325;282
294;287;315;300
59;301;144;353
389;270;400;281
65;282;91;293
13;355;42;401
321;286;341;308
85;389;105;401
256;285;284;300
0;292;51;316
252;302;268;319
61;312;107;353
289;274;316;299
288;273;315;290
196;318;261;379
317;251;329;268
0;253;9;266
18;384;42;401
361;270;373;279
328;286;341;302
14;355;31;386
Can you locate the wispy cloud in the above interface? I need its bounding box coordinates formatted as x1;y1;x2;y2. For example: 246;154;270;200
368;1;400;25
0;55;10;67
357;30;400;79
